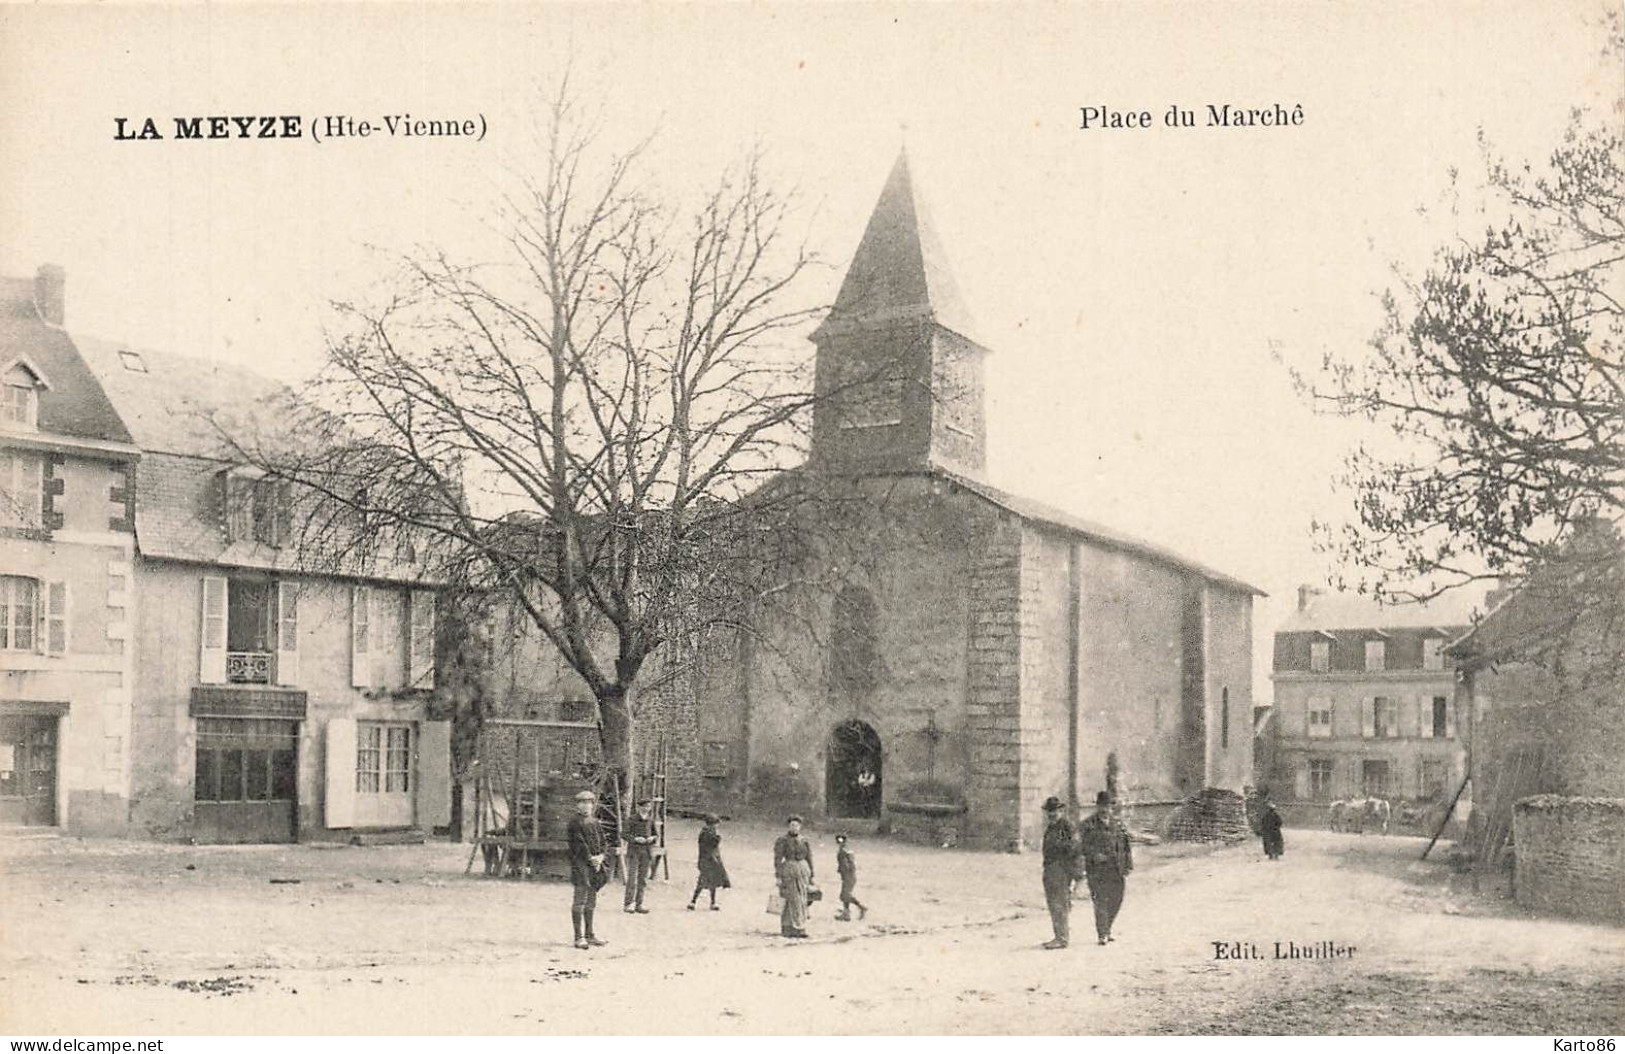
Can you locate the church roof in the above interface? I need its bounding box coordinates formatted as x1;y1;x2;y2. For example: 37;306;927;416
814;151;983;346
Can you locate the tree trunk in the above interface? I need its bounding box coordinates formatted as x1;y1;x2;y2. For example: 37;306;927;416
597;684;638;832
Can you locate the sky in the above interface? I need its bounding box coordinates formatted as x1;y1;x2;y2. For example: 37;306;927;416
2;1;1617;701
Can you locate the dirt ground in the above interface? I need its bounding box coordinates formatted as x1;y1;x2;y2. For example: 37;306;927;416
2;821;1621;1035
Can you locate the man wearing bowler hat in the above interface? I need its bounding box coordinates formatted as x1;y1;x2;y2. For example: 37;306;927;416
1078;790;1134;945
1040;795;1079;949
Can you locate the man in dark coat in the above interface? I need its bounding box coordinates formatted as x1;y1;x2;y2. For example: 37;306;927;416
1078;790;1133;945
567;790;609;950
623;797;657;913
1260;798;1286;860
1040;795;1079;950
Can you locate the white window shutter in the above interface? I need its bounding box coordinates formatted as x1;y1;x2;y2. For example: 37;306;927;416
324;717;357;829
1444;697;1457;739
1420;696;1435;739
200;576;228;684
409;590;436;688
1361;697;1375;739
417;720;453;829
350;585;371;688
43;580;68;655
276;581;299;686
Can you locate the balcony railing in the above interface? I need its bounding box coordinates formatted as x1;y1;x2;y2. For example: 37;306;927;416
227;651;274;685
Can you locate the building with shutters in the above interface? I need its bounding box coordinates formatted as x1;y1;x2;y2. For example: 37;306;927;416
65;325;453;844
0;266;143;835
1266;584;1486;812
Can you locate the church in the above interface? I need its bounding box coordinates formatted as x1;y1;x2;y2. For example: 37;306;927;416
682;153;1264;851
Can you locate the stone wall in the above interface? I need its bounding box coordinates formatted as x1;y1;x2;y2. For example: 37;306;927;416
1474;700;1625;803
1513;796;1625;925
961;510;1025;849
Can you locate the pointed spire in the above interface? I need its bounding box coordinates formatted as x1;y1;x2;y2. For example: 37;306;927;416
817;151;981;345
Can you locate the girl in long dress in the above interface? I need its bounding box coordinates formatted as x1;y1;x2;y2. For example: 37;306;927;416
773;815;814;938
688;813;732;910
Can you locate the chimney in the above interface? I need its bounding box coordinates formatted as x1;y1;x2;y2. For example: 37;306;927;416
34;264;65;326
1297;584;1325;612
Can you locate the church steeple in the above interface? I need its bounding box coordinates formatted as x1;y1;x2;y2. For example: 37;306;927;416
810;151;989;478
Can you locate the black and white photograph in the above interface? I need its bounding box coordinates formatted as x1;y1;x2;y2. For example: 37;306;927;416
1;0;1621;1039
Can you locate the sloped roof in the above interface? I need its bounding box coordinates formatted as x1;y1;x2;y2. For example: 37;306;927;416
75;335;302;460
0;280;134;447
1277;586;1487;634
814;151;983;346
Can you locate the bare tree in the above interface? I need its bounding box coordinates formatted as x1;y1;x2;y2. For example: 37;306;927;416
1297;110;1623;663
231;80;884;799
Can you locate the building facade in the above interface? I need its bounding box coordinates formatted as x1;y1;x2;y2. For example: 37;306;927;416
1267;585;1480;809
0;267;142;835
686;154;1262;850
71;336;454;843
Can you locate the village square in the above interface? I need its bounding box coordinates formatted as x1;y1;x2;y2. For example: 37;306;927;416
2;2;1622;1039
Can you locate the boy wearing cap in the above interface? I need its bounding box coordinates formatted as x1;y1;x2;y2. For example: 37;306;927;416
624;797;658;914
834;834;867;921
567;790;609;950
1040;795;1079;949
1077;790;1134;945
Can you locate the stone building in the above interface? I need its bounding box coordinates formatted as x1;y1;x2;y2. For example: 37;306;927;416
1267;585;1481;813
1448;526;1624;923
0;267;141;834
684;154;1263;850
69;332;454;843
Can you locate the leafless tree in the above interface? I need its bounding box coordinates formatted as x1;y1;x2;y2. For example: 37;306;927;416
230;79;891;799
1296;109;1623;669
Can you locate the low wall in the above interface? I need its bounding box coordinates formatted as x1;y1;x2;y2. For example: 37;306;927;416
1513;796;1625;925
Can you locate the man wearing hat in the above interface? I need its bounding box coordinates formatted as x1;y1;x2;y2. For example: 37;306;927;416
623;796;658;914
567;790;609;950
1077;790;1134;945
1040;795;1080;950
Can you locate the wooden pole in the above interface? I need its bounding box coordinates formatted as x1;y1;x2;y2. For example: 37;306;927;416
1421;772;1471;861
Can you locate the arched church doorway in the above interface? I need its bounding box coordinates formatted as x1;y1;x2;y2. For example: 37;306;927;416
826;719;882;819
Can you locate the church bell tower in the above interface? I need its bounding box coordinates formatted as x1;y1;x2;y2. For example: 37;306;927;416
809;151;990;479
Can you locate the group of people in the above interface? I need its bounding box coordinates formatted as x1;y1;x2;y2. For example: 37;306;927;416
1041;791;1135;950
564;794;868;950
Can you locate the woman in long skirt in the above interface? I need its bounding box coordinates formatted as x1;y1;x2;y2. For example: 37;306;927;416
1260;801;1286;860
688;813;732;910
773;815;814;938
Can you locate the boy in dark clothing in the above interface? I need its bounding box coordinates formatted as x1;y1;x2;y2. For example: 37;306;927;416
834;833;867;921
688;813;731;910
566;790;609;950
623;797;657;913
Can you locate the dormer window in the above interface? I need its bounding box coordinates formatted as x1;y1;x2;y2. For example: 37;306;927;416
221;466;293;548
3;364;41;430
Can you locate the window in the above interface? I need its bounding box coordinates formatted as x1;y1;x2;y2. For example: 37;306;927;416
1371;696;1398;738
223;470;291;547
2;365;40;429
1432;696;1452;739
1420;759;1448;800
1220;687;1230;749
1309;640;1330;673
356;722;412;795
1362;759;1392;797
0;450;43;529
1308;758;1336;800
0;576;37;651
194;718;297;802
1307;698;1333;738
1364;640;1386;672
1422;636;1445;671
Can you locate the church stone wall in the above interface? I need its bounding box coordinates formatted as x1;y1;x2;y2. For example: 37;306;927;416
1015;526;1075;848
1074;545;1189;805
963;511;1026;849
1204;585;1255;792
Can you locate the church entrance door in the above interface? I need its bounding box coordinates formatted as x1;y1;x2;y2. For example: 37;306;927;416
826;719;882;819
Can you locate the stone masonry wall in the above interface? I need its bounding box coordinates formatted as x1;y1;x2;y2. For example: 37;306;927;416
963;512;1024;850
1513;797;1625;925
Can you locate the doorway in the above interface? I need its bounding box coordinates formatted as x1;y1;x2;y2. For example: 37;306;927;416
826;719;882;819
0;714;57;827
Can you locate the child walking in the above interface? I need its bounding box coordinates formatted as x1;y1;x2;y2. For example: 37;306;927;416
834;834;868;921
687;813;731;910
